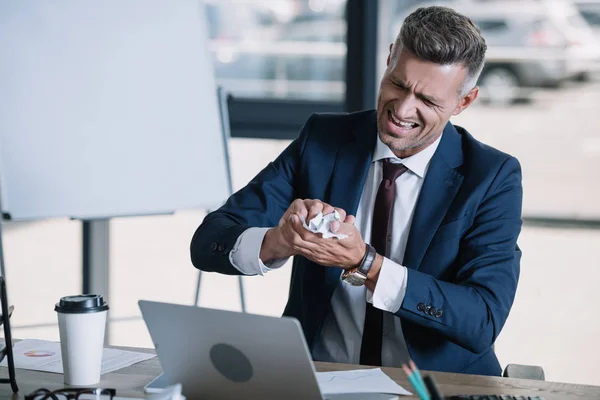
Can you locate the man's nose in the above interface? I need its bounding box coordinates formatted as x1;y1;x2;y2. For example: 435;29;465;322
394;95;417;118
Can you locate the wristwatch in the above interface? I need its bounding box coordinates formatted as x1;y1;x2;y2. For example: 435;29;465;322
341;243;377;286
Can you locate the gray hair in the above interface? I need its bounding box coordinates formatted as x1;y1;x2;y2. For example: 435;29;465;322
395;6;487;97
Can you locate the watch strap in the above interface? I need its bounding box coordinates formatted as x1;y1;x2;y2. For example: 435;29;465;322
357;244;377;277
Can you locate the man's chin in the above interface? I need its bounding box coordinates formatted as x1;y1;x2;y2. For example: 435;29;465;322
380;133;424;157
380;131;412;149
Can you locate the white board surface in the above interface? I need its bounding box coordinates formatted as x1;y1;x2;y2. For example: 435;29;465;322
0;0;229;220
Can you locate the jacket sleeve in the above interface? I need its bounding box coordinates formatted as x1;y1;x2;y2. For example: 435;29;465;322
397;156;523;354
189;114;315;275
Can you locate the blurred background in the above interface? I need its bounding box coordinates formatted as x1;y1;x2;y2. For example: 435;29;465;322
3;0;600;388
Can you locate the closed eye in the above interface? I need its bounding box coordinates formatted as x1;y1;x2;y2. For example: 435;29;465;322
421;97;436;107
391;80;407;90
391;79;440;107
419;94;441;108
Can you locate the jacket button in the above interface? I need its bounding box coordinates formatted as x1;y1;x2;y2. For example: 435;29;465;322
217;244;225;252
211;242;218;251
424;305;432;314
417;303;426;312
429;307;438;316
435;309;443;318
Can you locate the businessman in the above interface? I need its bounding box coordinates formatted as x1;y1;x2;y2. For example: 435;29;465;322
191;6;522;376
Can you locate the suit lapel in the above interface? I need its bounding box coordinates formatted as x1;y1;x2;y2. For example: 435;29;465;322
403;123;465;271
328;112;377;216
325;111;377;291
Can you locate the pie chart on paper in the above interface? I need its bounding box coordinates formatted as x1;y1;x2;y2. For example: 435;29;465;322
24;350;55;358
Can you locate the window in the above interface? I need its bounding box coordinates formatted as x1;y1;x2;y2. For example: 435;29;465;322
205;0;347;102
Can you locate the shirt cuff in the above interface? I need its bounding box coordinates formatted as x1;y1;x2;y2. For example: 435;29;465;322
366;257;408;313
229;227;289;276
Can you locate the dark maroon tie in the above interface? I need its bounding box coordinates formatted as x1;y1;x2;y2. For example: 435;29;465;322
359;159;408;366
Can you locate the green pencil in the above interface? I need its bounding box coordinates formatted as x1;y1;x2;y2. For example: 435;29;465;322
402;363;430;400
410;359;428;397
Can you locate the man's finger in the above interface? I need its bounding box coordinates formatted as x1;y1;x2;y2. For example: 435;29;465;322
281;215;305;246
288;214;309;236
291;214;332;244
330;221;341;233
279;209;290;226
280;199;307;225
333;221;360;239
291;199;309;220
286;215;322;248
288;213;302;227
280;199;301;225
345;215;356;224
321;202;335;216
334;207;347;222
279;210;292;226
307;200;324;221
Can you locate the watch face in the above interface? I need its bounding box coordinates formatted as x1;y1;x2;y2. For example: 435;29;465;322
342;271;366;286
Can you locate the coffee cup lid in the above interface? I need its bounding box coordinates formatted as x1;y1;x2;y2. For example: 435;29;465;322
55;295;109;314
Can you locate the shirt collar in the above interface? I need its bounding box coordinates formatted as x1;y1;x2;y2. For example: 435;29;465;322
372;133;442;178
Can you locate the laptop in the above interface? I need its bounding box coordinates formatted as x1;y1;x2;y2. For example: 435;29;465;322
138;300;325;400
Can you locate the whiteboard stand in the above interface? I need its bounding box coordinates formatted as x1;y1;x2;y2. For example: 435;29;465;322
0;187;20;394
0;186;9;295
194;87;246;312
82;220;109;300
82;219;110;344
0;218;6;282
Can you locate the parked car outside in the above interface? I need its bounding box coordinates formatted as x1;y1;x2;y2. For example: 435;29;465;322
574;0;600;35
208;2;346;101
205;0;600;104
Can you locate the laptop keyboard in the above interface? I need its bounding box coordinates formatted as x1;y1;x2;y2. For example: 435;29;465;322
446;396;544;400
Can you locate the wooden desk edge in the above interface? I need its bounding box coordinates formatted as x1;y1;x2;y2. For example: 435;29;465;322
0;344;599;400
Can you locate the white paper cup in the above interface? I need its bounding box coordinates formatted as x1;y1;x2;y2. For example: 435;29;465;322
55;295;109;386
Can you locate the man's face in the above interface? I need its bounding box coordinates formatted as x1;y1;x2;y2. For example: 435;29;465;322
376;44;478;158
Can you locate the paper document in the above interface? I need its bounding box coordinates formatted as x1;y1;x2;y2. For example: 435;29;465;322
302;211;348;239
316;368;412;396
0;339;155;375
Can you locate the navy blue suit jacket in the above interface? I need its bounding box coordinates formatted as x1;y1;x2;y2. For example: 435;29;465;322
190;110;523;376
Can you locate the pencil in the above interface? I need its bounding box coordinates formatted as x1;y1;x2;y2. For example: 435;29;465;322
401;363;430;400
409;359;427;395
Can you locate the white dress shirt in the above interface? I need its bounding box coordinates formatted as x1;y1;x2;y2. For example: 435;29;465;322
228;134;441;367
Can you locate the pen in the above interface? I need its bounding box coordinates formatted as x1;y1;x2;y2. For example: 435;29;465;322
423;375;444;400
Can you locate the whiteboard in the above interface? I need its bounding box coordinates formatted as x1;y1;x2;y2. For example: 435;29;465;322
0;0;230;220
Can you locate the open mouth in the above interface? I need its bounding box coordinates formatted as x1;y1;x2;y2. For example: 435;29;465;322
388;110;419;131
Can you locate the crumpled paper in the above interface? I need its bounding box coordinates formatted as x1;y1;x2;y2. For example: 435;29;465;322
301;210;348;239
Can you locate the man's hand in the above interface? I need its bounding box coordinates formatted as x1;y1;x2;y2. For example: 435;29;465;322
260;199;353;264
285;213;366;270
278;199;347;227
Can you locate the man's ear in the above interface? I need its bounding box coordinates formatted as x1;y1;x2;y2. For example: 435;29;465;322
387;43;393;66
452;87;479;116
